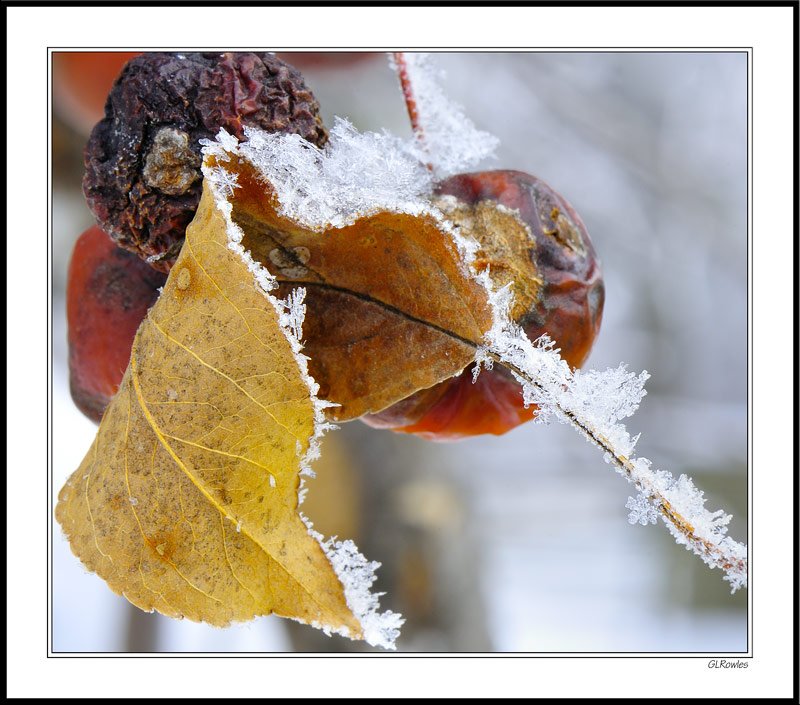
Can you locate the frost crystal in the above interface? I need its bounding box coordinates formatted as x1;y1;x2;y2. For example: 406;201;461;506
472;345;493;383
626;494;658;526
207;165;239;199
236;119;434;230
301;514;404;650
202;60;498;232
322;537;405;649
278;287;307;345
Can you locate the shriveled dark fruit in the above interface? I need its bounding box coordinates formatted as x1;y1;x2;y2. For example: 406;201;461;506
361;170;605;441
83;52;328;273
67;225;167;422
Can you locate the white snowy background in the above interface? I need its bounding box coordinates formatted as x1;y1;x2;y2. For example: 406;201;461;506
51;51;747;653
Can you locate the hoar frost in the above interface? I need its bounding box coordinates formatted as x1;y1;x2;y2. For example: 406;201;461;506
202;51;745;633
472;274;746;591
300;514;404;649
389;52;499;178
236;119;434;230
626;493;658;526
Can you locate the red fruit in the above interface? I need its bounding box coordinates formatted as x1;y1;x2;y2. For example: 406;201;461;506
66;225;167;422
361;170;604;441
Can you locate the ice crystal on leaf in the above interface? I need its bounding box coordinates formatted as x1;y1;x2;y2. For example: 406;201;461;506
278;287;307;347
237;119;434;230
321;537;405;649
300;514;405;650
206;165;239;199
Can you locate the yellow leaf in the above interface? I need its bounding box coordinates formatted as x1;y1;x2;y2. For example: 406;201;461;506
56;181;402;648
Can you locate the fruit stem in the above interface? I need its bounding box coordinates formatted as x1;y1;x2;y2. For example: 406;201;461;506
392;52;434;172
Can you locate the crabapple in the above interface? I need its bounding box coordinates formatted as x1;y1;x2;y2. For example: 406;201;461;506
66;225;167;422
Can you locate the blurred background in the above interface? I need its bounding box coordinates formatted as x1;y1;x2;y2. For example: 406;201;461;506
51;51;747;653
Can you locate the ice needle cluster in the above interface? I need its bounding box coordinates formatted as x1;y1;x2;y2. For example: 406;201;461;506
237;119;435;230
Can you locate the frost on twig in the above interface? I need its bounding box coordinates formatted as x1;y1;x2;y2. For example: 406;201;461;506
473;281;748;593
389;52;499;178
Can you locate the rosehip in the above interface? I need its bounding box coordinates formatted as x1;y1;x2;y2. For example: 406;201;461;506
361;170;604;441
66;225;167;422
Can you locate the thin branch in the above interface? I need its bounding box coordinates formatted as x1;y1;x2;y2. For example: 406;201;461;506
483;342;747;591
392;52;433;172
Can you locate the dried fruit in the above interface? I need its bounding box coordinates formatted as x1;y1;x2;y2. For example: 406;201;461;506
362;170;605;440
66;225;167;422
83;52;328;272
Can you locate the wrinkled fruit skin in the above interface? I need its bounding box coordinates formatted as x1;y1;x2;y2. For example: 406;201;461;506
83;52;328;273
362;170;605;441
67;225;167;422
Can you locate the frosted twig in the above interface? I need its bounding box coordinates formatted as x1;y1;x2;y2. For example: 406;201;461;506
391;51;432;171
481;337;747;593
388;52;498;178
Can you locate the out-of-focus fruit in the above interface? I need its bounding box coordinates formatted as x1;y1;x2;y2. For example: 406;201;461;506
52;52;142;135
67;225;167;422
276;52;380;71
